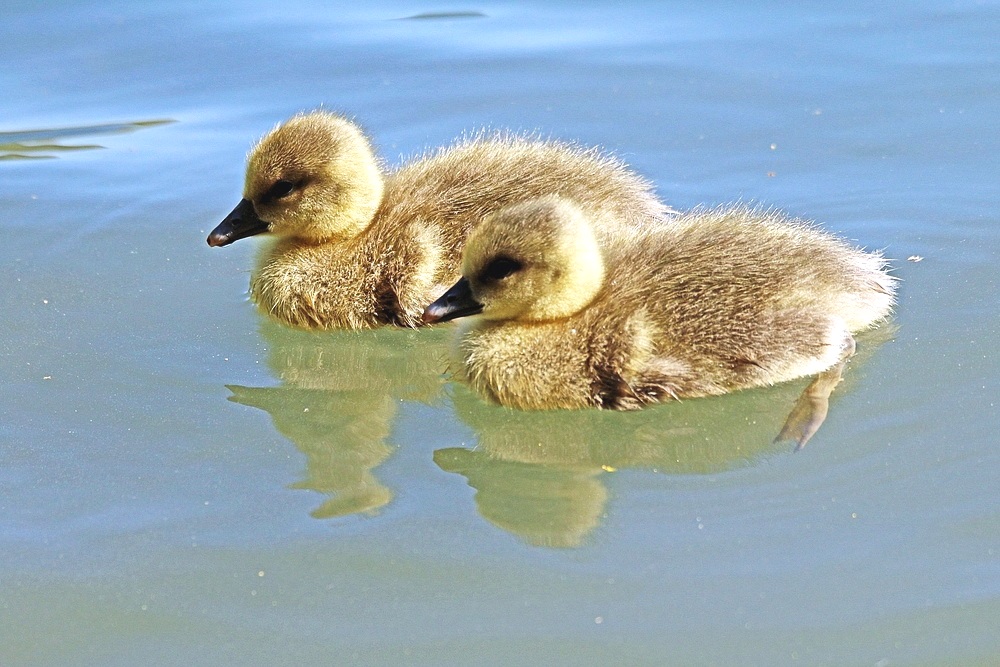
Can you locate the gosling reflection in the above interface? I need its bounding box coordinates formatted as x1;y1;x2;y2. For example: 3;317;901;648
228;386;396;518
436;387;788;548
436;329;892;548
435;447;608;549
227;321;448;518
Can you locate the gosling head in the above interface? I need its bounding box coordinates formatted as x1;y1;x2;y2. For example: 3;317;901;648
208;111;384;247
423;196;606;325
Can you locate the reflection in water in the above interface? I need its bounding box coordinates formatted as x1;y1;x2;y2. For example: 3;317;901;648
437;328;893;548
228;386;397;518
226;315;891;538
436;446;608;549
0;120;173;160
226;321;448;518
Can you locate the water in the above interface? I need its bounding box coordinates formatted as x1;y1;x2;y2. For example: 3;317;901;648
2;1;998;665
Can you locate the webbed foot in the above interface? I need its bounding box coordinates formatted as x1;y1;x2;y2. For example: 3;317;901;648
775;336;857;450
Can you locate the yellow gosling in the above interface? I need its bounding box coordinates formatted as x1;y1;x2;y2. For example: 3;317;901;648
208;111;673;329
423;196;896;446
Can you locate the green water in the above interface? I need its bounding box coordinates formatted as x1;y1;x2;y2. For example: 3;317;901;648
2;1;998;665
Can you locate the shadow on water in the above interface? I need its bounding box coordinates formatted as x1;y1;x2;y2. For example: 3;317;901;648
0;120;174;160
226;320;449;519
436;326;896;548
225;317;892;545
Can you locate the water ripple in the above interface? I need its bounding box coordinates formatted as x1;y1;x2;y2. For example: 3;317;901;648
0;119;174;161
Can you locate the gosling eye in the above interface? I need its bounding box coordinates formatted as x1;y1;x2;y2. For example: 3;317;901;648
481;256;523;282
260;179;297;204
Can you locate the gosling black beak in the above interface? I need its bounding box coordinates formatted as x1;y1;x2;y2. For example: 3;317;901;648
207;198;270;247
422;277;484;324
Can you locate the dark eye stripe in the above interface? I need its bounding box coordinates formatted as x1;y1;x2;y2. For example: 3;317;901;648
481;256;523;282
260;179;296;204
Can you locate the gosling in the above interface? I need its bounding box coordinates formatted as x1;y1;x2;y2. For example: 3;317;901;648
207;111;672;329
422;197;896;446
